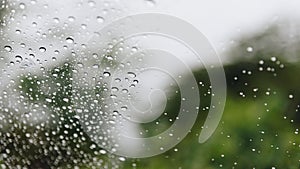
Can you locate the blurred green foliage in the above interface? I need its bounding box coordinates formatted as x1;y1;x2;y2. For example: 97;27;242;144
122;27;300;169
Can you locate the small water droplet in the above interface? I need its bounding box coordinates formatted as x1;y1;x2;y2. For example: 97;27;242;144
32;22;37;27
77;62;84;68
115;78;121;82
15;55;23;62
54;50;60;54
122;89;128;93
88;0;95;7
271;56;277;62
63;98;69;102
92;64;99;68
121;106;127;111
53;17;60;23
66;37;74;43
119;157;126;162
19;3;26;9
133;80;139;84
106;55;113;60
29;53;35;58
45;98;52;103
39;47;46;52
68;16;75;22
96;16;104;23
127;72;136;78
20;43;26;48
131;46;138;52
92;53;98;58
110;94;117;99
246;46;253;53
81;24;87;29
103;72;111;77
4;45;12;52
15;30;21;34
145;0;156;6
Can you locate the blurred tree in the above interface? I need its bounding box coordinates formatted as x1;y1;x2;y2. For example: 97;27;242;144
123;23;300;169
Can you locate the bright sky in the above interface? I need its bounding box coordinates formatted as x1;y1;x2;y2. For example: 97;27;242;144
125;0;300;58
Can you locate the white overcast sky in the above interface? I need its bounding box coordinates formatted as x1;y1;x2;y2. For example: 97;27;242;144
125;0;300;58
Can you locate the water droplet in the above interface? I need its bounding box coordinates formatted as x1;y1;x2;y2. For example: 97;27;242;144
92;64;99;69
92;53;98;58
90;144;96;149
145;0;156;6
63;98;69;102
111;87;118;92
29;53;35;58
54;50;60;54
133;80;139;84
68;16;75;22
131;47;138;52
15;30;21;34
246;46;253;52
20;43;26;48
81;24;87;29
88;0;95;7
96;16;104;23
119;157;126;162
66;37;74;43
110;94;117;99
45;98;52;103
121;106;127;111
53;17;60;23
122;89;128;93
103;72;111;77
15;55;23;62
115;78;121;82
4;45;12;52
32;22;37;27
127;72;136;78
19;3;26;9
39;47;46;52
77;62;84;68
271;56;277;62
106;55;113;60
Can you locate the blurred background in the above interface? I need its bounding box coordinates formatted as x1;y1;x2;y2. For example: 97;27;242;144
1;0;300;168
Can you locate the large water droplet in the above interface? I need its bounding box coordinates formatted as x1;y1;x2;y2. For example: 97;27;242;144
39;47;46;52
4;45;12;52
